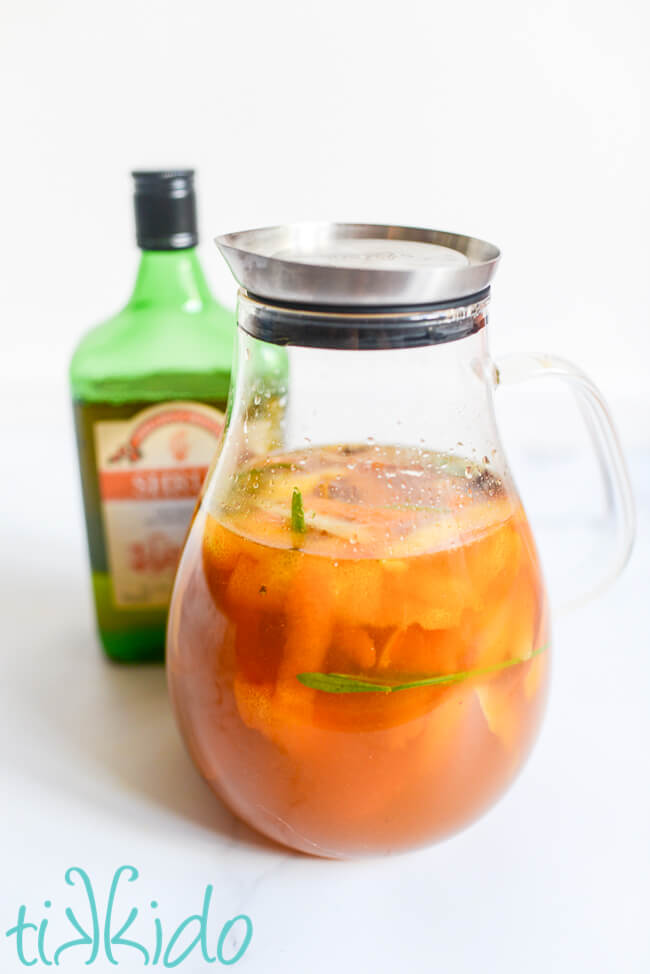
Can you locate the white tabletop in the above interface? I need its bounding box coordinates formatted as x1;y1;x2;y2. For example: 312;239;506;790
1;380;648;973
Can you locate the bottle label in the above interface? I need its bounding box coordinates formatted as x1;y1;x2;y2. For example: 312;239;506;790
94;401;225;609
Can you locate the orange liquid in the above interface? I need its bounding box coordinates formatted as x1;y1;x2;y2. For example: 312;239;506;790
168;446;550;857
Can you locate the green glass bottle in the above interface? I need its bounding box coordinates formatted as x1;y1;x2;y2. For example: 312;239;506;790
71;170;236;663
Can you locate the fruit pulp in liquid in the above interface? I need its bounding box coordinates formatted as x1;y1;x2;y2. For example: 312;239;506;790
167;445;549;857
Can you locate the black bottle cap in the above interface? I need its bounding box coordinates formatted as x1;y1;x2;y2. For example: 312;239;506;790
132;170;198;250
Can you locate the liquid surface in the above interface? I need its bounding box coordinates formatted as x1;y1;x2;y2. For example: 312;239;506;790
168;445;549;857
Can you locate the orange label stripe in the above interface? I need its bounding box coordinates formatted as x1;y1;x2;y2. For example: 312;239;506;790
100;466;209;501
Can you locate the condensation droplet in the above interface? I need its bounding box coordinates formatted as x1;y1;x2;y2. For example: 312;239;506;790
465;466;473;478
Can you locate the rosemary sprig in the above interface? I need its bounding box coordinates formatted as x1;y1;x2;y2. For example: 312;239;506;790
291;487;306;534
297;644;548;694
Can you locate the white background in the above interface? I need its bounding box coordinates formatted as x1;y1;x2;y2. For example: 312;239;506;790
1;2;649;973
2;0;649;445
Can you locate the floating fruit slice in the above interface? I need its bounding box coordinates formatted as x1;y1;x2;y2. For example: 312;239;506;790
524;651;548;700
259;557;338;740
375;549;469;629
203;515;244;574
377;623;468;675
224;547;300;613
233;611;286;685
470;566;536;671
234;676;274;734
464;519;522;607
332;559;384;627
311;682;448;734
476;669;523;753
327;626;377;671
386;496;515;558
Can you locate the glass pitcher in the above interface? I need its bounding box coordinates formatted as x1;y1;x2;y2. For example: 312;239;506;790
167;224;634;858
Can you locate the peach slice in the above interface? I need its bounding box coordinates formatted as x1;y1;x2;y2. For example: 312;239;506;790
476;671;523;754
224;547;300;613
328;627;377;671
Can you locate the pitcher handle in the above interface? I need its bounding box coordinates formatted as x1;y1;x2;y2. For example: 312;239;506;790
495;353;635;612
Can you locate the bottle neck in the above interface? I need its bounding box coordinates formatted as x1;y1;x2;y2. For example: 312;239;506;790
128;249;214;312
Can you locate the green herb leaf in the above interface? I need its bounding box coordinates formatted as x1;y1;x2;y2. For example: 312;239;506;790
297;644;548;694
291;486;306;533
296;672;393;694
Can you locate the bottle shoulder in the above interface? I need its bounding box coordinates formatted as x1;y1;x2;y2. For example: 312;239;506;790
70;301;236;403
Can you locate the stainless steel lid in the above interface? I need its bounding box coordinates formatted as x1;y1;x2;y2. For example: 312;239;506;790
215;222;500;308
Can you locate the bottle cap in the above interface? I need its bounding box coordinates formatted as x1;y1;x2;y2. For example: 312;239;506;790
132;170;198;250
